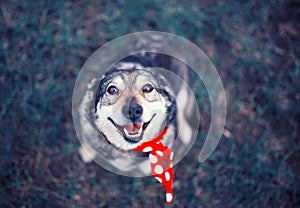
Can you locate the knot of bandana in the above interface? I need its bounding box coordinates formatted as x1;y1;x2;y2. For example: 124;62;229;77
133;127;174;204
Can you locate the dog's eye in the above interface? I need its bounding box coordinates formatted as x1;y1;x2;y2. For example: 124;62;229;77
107;85;119;95
142;84;154;93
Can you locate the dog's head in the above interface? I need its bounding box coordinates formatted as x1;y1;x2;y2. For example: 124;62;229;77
94;68;176;151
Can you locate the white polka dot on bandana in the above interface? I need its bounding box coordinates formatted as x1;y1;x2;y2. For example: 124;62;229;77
165;171;170;181
155;177;162;183
166;193;173;203
154;165;163;174
155;150;163;156
149;154;158;163
142;146;152;152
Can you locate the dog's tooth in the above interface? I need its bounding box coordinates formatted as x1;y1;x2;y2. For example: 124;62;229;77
138;127;143;136
124;128;130;137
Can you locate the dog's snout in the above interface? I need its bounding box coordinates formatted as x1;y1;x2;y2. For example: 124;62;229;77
122;100;143;121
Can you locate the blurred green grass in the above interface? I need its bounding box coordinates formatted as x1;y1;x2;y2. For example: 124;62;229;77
1;0;299;207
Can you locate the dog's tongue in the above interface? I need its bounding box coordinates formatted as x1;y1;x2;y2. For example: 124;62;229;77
124;123;142;134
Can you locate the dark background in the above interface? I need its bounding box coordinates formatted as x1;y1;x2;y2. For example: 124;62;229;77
1;0;299;207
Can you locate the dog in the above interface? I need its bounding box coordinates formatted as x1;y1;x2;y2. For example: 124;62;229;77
78;53;198;176
94;67;177;151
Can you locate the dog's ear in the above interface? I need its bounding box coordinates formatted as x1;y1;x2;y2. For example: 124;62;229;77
156;73;169;89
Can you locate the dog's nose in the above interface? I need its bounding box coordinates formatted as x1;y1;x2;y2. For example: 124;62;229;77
122;100;143;121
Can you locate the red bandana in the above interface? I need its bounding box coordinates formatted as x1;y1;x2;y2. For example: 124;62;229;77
133;127;174;204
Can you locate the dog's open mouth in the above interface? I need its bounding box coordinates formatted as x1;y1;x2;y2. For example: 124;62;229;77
123;123;143;136
108;114;156;143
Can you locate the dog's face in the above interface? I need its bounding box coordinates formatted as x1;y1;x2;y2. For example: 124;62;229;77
94;69;175;151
